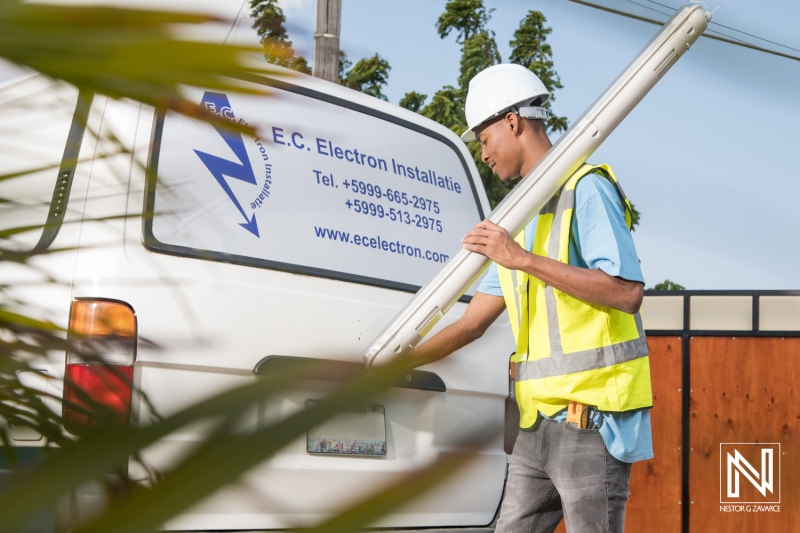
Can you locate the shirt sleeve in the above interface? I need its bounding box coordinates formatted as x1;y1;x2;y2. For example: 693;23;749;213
476;262;503;297
571;173;645;284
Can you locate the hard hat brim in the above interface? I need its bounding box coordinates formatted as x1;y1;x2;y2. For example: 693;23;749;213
461;129;476;142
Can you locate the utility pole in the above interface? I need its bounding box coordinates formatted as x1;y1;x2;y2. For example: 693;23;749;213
312;0;341;83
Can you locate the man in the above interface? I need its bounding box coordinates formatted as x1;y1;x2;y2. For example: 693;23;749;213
411;64;653;533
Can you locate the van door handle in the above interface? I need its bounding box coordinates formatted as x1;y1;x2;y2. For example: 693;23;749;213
253;356;446;392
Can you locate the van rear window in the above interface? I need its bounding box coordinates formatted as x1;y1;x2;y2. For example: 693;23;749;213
145;81;484;291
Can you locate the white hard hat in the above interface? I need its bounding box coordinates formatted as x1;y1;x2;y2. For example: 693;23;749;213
461;63;551;142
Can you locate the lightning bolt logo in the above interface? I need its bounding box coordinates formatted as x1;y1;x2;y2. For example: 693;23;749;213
194;92;260;237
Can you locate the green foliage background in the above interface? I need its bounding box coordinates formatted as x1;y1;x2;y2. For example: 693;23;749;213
249;0;311;73
402;0;570;209
650;279;686;290
250;0;392;100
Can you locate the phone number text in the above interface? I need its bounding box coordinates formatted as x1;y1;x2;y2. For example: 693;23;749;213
345;199;443;232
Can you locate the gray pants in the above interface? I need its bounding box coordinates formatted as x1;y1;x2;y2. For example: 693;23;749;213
495;417;631;533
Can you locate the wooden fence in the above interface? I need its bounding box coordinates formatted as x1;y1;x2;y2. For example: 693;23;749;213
554;291;799;532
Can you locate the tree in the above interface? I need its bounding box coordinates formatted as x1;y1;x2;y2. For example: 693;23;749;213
251;0;391;99
458;30;501;90
407;2;569;208
249;0;311;74
399;91;427;113
436;0;493;44
421;85;466;132
338;49;352;81
651;280;686;290
629;202;640;231
509;11;568;134
421;1;502;205
340;52;392;101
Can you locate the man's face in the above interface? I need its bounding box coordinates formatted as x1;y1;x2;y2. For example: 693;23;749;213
475;115;522;186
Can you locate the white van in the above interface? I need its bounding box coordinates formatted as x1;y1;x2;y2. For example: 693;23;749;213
0;70;514;530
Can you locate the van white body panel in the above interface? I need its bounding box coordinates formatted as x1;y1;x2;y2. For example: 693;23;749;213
1;71;512;528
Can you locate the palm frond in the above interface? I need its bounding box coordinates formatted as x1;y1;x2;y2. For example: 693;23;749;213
0;0;291;134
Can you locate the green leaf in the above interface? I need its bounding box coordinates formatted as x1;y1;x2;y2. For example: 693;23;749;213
0;309;61;332
0;373;297;531
71;358;420;533
0;0;291;135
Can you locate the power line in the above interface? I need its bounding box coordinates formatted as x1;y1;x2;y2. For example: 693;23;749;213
641;0;800;54
224;0;248;45
623;0;765;45
704;28;749;46
566;0;800;63
623;0;750;44
624;0;673;18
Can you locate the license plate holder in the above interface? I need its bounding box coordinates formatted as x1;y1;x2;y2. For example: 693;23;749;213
306;401;386;456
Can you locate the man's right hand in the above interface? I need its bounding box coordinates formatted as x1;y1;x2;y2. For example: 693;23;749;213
462;220;529;271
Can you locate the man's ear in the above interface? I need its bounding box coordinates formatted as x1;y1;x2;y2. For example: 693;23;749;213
505;112;523;137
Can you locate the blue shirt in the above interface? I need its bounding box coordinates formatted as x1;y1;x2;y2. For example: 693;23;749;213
478;172;653;463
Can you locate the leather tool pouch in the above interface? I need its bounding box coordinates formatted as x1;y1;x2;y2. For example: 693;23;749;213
566;400;591;429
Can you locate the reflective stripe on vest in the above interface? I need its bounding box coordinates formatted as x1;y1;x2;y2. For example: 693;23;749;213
498;163;653;428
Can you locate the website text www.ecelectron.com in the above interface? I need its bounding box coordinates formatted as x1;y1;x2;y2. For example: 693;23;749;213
313;226;450;263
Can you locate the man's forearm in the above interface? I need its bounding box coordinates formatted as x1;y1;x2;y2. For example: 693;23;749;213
410;292;507;368
517;253;643;314
461;220;643;315
410;321;480;367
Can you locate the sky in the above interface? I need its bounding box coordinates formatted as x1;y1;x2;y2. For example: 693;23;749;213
270;0;800;291
3;0;799;290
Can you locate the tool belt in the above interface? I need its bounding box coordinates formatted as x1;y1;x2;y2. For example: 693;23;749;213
566;401;601;429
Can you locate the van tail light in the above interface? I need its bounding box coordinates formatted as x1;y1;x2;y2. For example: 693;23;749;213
63;299;136;435
504;355;520;454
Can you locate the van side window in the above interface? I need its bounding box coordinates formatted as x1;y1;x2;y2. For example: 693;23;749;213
145;83;484;292
0;77;91;253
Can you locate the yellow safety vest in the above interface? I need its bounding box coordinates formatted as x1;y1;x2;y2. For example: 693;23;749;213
498;163;652;428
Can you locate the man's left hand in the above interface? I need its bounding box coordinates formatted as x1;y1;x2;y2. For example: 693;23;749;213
462;220;529;270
